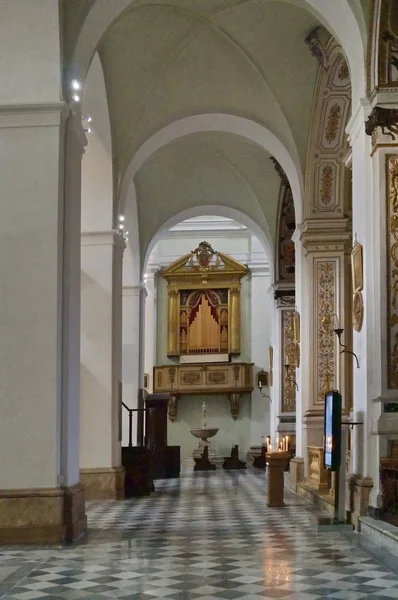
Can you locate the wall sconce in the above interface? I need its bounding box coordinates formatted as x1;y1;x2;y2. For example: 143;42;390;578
284;362;299;391
333;315;359;368
257;371;271;399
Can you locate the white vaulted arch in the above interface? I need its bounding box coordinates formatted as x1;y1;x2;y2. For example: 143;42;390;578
144;205;274;277
119;113;303;282
72;0;366;105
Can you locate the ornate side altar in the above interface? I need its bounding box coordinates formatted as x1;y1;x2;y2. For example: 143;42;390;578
154;241;254;421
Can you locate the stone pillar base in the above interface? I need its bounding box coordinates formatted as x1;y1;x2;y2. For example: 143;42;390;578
289;456;304;492
350;475;373;531
0;483;86;544
80;466;125;500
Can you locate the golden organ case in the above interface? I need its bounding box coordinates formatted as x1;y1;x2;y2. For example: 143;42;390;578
162;241;248;358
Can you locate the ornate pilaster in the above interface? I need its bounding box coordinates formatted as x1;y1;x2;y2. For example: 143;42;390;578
167;289;179;356
300;219;352;448
229;286;241;353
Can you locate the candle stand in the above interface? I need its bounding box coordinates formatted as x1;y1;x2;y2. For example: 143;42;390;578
266;451;290;507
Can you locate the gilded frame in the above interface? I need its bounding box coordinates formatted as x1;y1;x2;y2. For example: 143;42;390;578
351;242;363;293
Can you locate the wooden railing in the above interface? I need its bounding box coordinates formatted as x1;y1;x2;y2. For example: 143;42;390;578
307;446;329;490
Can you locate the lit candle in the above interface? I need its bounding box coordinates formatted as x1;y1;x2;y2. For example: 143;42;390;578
276;437;279;452
286;436;289;452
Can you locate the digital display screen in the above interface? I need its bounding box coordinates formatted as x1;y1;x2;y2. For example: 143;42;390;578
323;391;342;471
324;393;333;469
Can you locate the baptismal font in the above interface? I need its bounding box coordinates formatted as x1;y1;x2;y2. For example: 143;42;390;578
190;401;219;469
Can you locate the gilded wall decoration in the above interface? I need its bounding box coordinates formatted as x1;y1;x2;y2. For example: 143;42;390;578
316;260;336;401
386;155;398;388
337;59;349;82
318;163;337;210
282;310;296;412
304;38;351;218
325;103;342;143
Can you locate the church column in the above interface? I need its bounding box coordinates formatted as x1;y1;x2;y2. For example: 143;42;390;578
348;100;398;516
80;231;125;499
144;270;157;393
299;220;352;460
122;284;142;445
0;1;86;543
250;266;272;445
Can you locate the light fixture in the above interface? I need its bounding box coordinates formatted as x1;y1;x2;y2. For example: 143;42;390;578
257;371;271;399
118;215;125;222
71;79;81;91
118;223;124;230
333;328;360;368
72;94;80;103
284;362;299;391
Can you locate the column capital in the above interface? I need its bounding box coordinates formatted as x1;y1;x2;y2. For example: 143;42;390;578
81;230;125;250
123;283;147;298
300;217;351;255
0;101;68;128
346;98;371;147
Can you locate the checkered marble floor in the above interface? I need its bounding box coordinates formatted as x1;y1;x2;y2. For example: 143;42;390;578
1;470;398;600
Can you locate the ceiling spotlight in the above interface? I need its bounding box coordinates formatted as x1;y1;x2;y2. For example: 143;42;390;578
73;94;80;102
118;215;125;222
71;79;81;91
118;223;124;230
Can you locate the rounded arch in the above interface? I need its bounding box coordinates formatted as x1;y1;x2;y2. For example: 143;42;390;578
120;114;302;215
143;205;274;281
72;0;365;105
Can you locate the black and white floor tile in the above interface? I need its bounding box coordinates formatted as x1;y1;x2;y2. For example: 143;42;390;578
1;470;398;599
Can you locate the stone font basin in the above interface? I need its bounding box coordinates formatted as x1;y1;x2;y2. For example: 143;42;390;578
190;427;219;440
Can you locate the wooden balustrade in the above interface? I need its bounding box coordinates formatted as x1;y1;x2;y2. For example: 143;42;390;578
307;446;329;491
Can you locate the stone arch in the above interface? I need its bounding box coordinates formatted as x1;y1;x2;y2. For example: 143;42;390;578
304;38;352;219
143;205;273;280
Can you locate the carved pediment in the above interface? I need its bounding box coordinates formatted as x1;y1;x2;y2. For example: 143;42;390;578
161;241;249;285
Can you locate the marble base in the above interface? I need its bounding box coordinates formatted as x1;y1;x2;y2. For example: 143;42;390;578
360;516;398;557
289;456;304;492
350;475;373;531
80;466;125;500
0;483;86;544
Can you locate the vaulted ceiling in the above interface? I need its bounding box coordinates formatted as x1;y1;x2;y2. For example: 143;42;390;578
64;0;366;267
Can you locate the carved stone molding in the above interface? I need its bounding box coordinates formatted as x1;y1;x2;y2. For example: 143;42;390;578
386;155;398;388
300;218;351;255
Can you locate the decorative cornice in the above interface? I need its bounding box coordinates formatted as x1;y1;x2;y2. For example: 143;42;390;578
81;230;124;248
300;218;351;254
0;101;68;128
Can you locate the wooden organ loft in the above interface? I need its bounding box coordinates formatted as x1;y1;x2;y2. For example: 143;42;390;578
153;241;254;420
